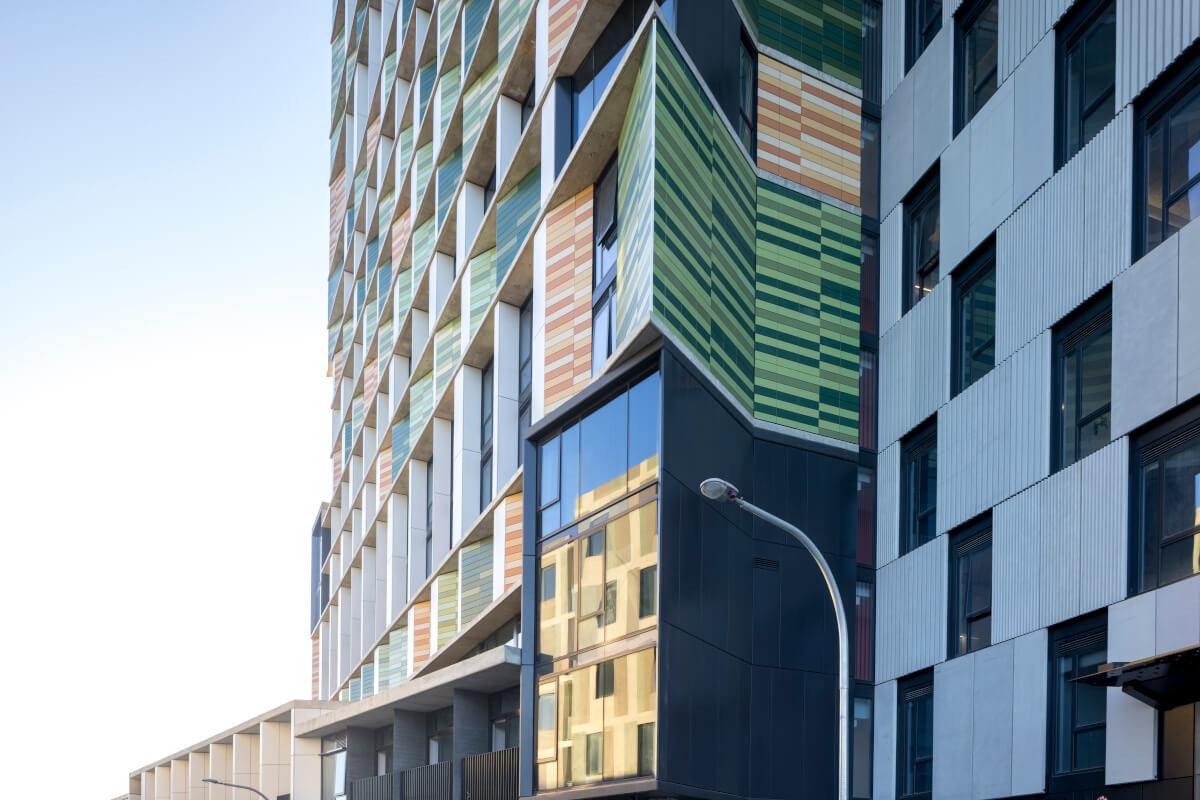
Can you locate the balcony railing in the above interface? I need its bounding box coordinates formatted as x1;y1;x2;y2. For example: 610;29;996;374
463;747;519;800
351;772;399;800
403;760;452;800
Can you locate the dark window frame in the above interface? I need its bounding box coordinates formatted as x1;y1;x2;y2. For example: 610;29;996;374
1129;399;1200;594
1052;290;1112;472
592;156;619;374
1055;0;1117;169
736;28;758;154
947;514;992;658
951;239;996;395
1134;41;1200;259
903;167;940;314
906;0;943;73
1046;612;1107;793
901;419;938;555
897;670;934;800
480;359;494;510
954;0;999;134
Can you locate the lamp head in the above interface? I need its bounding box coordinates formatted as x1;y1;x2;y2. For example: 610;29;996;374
699;477;739;502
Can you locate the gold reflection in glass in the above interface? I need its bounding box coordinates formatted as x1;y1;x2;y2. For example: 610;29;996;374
558;664;604;787
539;545;576;660
603;648;657;779
628;454;659;493
578;532;605;650
603;502;658;642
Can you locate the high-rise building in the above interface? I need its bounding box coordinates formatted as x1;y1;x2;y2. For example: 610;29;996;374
869;1;1200;799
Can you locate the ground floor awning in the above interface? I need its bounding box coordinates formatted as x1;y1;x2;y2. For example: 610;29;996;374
1075;645;1200;710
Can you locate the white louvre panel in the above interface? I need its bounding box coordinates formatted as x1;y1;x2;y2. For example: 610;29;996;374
881;0;905;104
997;0;1073;83
1116;0;1200;109
878;281;951;449
877;442;902;568
875;534;948;683
878;206;904;336
938;332;1051;535
1078;437;1130;613
1081;108;1134;297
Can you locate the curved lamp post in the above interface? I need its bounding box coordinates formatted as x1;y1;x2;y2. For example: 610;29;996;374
202;778;269;800
699;477;850;800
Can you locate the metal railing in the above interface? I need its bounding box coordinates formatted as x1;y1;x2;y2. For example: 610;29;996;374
351;773;398;800
403;760;452;800
462;748;519;800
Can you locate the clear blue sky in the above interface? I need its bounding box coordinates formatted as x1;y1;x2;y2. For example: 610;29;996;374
0;2;332;796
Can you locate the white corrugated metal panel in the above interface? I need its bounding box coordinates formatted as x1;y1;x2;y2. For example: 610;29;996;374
993;472;1043;643
876;535;948;683
996;149;1085;362
1116;0;1200;109
879;206;904;336
939;333;1051;534
882;0;905;104
973;640;1016;800
1040;459;1082;628
932;654;974;799
1082;108;1134;297
878;281;951;449
873;680;898;800
877;442;902;568
1078;438;1130;614
998;0;1073;83
1010;629;1048;795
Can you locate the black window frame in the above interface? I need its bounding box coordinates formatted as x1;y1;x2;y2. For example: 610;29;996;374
736;28;758;154
906;0;943;73
521;80;536;131
951;239;996;395
1047;613;1107;793
901;419;938;555
1052;290;1112;472
518;295;533;467
947;515;991;659
427;706;455;764
592;156;619;374
489;687;521;751
1129;399;1200;594
954;0;999;133
1055;0;1117;169
897;670;934;800
903;167;940;313
1134;41;1200;259
483;168;497;211
480;359;494;510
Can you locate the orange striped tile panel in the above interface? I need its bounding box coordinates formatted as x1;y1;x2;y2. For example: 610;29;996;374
412;602;431;670
543;186;593;411
504;492;522;589
757;55;862;207
548;0;584;74
330;168;348;262
391;208;412;266
366;116;382;169
378;442;392;498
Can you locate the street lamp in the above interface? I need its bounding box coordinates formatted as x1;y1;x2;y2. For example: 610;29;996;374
202;778;270;800
699;477;851;800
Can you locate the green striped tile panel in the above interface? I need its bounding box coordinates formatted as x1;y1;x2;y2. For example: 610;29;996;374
395;267;413;323
356;276;366;318
462;0;490;70
435;317;462;395
436;571;459;648
388;625;409;686
349;677;360;702
438;65;461;146
342;318;354;352
392;415;412;469
459;537;494;626
400;0;414;43
375;641;391;692
365;297;379;346
354;2;368;49
409;371;434;450
344;421;352;455
332;27;347;117
496;167;539;276
498;0;533;68
378;191;396;239
340;688;349;701
328;269;341;317
352;392;365;441
614;38;655;344
754;178;859;439
419;60;437;123
330;116;343;172
437;147;462;229
383;50;398;107
415;141;434;202
413;217;435;281
328;321;339;364
398;126;414;184
463;61;498;158
438;0;461;65
353;167;369;217
757;0;862;88
361;662;374;698
468;247;498;336
380;315;394;358
379;260;393;299
367;236;381;273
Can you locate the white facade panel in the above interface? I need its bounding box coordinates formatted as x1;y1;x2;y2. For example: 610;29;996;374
939;124;972;275
1107;590;1158;784
932;654;974;800
997;0;1072;84
1010;629;1048;796
992;473;1043;643
1081;109;1133;298
1012;33;1055;208
1116;0;1200;109
877;442;901;568
878;281;950;449
879;206;904;335
873;679;898;800
912;27;952;181
876;535;948;683
881;0;905;110
967;78;1014;250
1178;217;1200;404
971;641;1015;799
881;70;916;220
1077;438;1130;614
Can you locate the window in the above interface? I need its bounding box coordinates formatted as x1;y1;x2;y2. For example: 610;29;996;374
861;116;881;222
906;0;942;71
863;0;883;107
852;695;874;799
638;565;657;618
568;0;650;143
1132;402;1200;592
518;296;532;466
955;0;999;132
1049;615;1106;792
1057;0;1116;167
483;168;497;211
903;168;940;313
897;672;933;800
592;157;618;373
854;579;874;680
490;687;520;751
521;80;536;131
425;459;435;577
736;31;757;153
953;241;996;394
427;707;454;764
1138;46;1200;255
1053;293;1111;470
948;516;991;657
901;421;937;555
480;361;494;509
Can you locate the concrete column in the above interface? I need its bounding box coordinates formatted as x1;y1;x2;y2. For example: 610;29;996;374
496;96;522;184
452;690;490;800
140;770;154;800
231;734;259;795
170;760;187;800
413;10;430;77
453;366;483;542
456;183;486;272
388;493;410;617
539;77;558;201
412;308;430;360
338;585;353;684
186;752;208;800
209;743;233;800
328;610;340;699
389;354;411;406
364;435;377;482
492;302;520;490
432;418;454;566
375;519;389;634
535;0;548;96
409;461;431;594
362;545;377;655
394;710;428;771
351;454;364;502
346;727;376;788
431;252;455;320
377;135;394;187
155;765;170;800
376;392;390;447
530;219;547;424
259;721;290;800
291;734;322;800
